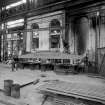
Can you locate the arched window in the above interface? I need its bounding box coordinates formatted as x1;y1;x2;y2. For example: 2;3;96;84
50;19;61;27
49;19;61;49
31;23;39;49
31;23;39;29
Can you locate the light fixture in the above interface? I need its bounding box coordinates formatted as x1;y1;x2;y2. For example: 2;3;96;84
6;0;26;9
22;0;26;3
97;11;99;16
54;30;57;34
1;24;4;30
7;19;24;26
7;23;24;28
7;19;24;28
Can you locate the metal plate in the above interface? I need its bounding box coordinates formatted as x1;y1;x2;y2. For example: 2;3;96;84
38;81;105;104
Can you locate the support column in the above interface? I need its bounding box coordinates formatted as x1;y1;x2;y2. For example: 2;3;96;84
0;31;1;62
95;12;100;73
3;23;8;61
60;12;65;53
26;25;32;52
23;17;27;54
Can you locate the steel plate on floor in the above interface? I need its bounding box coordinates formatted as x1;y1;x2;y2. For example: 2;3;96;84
38;81;105;104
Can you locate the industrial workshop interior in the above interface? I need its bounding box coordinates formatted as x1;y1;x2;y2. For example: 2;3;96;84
0;0;105;105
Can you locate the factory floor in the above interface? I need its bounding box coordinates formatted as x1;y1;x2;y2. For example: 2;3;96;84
0;63;105;105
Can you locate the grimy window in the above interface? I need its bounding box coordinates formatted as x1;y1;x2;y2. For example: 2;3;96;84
50;19;61;49
31;23;39;50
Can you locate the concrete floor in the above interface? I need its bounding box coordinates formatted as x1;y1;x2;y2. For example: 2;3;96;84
0;63;105;105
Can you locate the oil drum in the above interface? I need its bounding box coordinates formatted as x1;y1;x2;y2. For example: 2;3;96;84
4;80;13;96
11;84;20;98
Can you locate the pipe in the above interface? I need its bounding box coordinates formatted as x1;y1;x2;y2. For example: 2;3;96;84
20;79;40;88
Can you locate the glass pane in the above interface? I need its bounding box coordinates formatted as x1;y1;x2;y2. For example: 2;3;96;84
32;38;39;49
33;31;39;37
7;34;11;38
51;35;60;48
50;19;61;28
